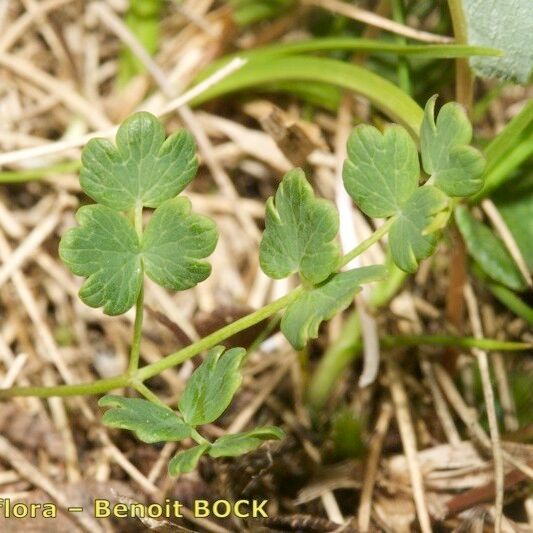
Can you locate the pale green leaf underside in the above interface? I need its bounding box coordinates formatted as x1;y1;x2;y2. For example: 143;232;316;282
209;427;285;458
462;0;533;84
389;186;449;273
59;198;217;315
178;346;246;426
169;444;210;476
99;396;191;443
142;197;218;291
282;266;386;349
455;206;527;291
259;168;340;285
343;124;419;218
59;205;142;316
420;97;485;197
80;112;197;211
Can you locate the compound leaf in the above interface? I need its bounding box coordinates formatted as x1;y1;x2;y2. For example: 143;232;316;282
80;112;197;211
389;186;449;273
259;168;340;285
343;124;419;218
59;205;142;316
455;205;527;291
142;197;218;291
179;346;247;426
169;444;210;476
209;427;285;458
420;96;485;197
99;395;191;443
282;266;386;349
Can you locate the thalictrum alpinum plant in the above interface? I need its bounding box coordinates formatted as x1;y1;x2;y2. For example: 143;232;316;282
0;97;490;475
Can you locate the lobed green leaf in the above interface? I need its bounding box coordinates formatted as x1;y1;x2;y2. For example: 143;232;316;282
259;168;340;285
168;444;210;476
142;197;218;291
455;206;527;291
178;346;247;426
99;395;191;443
80;112;197;211
60;198;217;315
209;427;285;458
59;205;142;316
389;186;449;273
420;96;485;197
281;266;386;349
343;124;419;218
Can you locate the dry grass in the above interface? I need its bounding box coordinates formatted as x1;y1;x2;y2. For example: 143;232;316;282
0;1;531;532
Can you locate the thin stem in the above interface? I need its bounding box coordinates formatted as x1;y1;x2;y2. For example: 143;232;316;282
128;284;144;374
190;428;210;445
0;222;395;400
340;217;395;268
131;380;168;409
137;286;304;382
0;374;129;398
447;0;473;110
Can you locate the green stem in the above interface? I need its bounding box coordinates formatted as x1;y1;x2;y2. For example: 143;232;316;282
0;375;129;398
0;224;396;400
128;284;144;374
485;282;533;326
190;428;210;445
340;218;395;268
137;287;304;382
132;380;168;409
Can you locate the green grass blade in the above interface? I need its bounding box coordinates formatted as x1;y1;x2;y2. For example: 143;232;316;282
473;100;533;201
192;55;423;135
203;38;500;75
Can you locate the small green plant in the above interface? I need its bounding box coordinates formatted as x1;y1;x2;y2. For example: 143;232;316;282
0;97;487;476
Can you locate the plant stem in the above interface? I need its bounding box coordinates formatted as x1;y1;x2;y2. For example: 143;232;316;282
447;0;473;111
0;222;396;400
340;217;395;268
190;428;210;445
0;375;129;398
128;284;145;374
137;287;304;382
131;380;168;409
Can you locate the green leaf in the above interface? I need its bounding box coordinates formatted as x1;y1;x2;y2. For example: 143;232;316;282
389;186;449;273
343;125;419;218
168;444;210;476
494;175;533;272
179;346;247;426
420;96;485;197
462;0;533;84
59;198;217;315
142;197;218;291
80;112;197;211
281;266;386;349
192;55;424;137
455;206;527;291
209;427;285;458
260;169;339;285
99;395;191;443
59;205;142;316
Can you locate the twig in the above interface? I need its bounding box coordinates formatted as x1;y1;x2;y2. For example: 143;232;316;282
304;0;453;43
420;359;461;445
464;283;504;532
0;52;112;130
433;363;533;479
357;401;393;532
0;435;102;532
386;357;432;533
0;58;247;166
